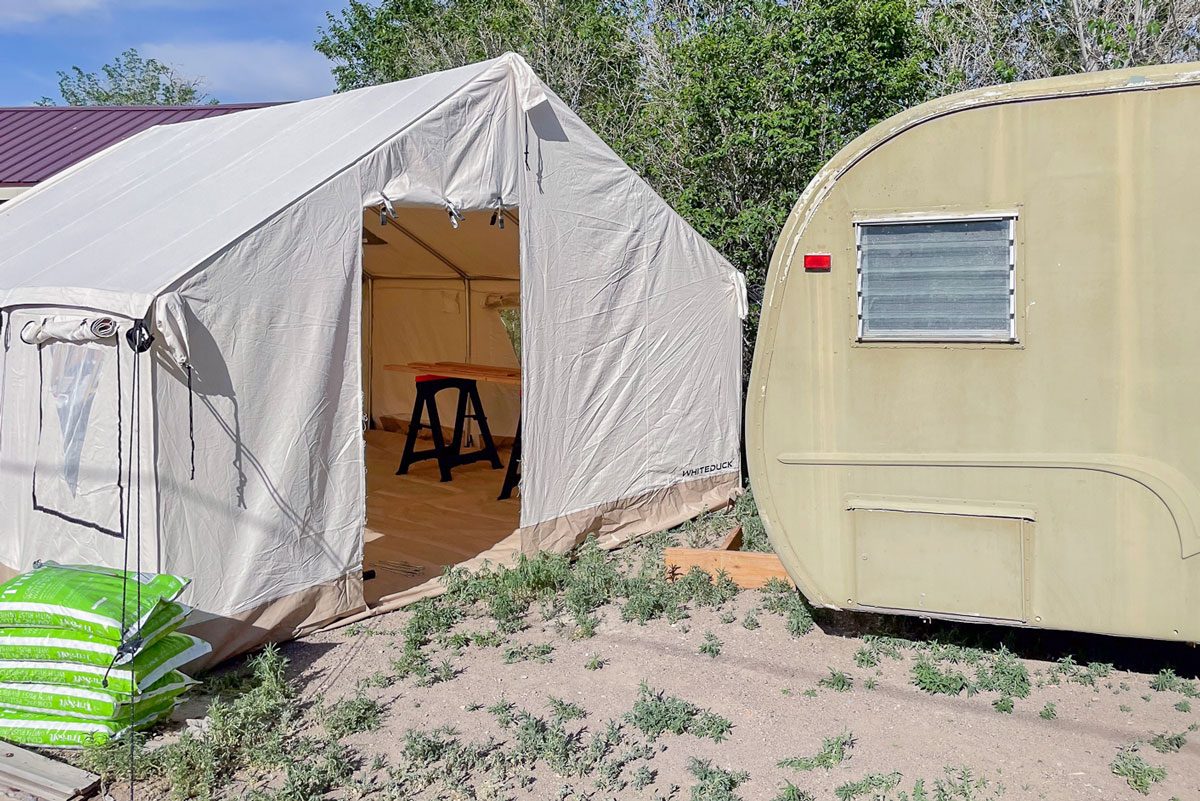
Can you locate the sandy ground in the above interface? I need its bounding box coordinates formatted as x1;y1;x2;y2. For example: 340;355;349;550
274;590;1200;801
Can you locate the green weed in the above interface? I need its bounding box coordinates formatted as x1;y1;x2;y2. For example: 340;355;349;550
835;772;902;801
503;642;555;664
759;578;814;637
321;690;383;739
548;696;587;723
687;758;748;801
912;658;969;696
1149;731;1187;753
700;631;723;658
1111;747;1166;795
626;682;732;742
1039;702;1057;720
818;669;853;692
773;783;815;801
82;645;299;801
1151;668;1200;696
778;731;854;771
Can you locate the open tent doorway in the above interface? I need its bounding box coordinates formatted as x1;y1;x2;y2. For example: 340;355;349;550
359;204;522;604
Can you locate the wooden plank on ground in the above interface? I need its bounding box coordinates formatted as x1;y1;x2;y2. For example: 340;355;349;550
0;743;98;801
714;525;743;551
664;547;792;590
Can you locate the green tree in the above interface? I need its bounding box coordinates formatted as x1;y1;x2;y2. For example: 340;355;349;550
921;0;1200;93
39;48;217;106
315;0;643;151
635;0;930;356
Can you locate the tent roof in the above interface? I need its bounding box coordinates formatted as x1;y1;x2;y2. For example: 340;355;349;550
0;57;517;316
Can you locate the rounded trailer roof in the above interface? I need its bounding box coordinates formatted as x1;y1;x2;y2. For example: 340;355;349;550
772;62;1200;278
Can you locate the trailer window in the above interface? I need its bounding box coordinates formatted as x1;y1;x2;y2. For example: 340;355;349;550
856;217;1015;342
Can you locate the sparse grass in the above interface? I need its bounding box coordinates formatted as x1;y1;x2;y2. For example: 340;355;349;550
835;772;902;801
778;731;854;771
992;696;1013;714
773;783;815;801
700;631;723;658
585;655;605;670
742;607;761;630
633;764;657;790
912;657;970;696
503;642;555;664
973;647;1030;699
759;578;814;637
1040;656;1112;688
1151;668;1200;696
730;490;772;553
1039;702;1057;720
1175;700;1192;713
1111;746;1167;795
626;682;732;742
687;758;748;801
548;696;586;723
1149;731;1188;753
818;669;853;692
321;690;384;739
81;645;306;801
926;766;1004;800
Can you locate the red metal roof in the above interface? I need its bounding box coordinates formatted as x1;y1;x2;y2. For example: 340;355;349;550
0;104;273;186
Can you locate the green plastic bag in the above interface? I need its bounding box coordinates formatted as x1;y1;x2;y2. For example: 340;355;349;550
0;699;176;749
0;634;210;694
0;562;189;642
0;670;194;721
0;618;195;668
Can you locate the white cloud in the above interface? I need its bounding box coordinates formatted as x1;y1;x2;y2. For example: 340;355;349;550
0;0;106;26
140;39;335;102
0;0;221;28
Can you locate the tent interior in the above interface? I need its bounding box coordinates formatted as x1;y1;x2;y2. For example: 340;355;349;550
359;204;523;604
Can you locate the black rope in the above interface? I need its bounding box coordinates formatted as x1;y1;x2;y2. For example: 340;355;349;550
187;364;195;481
130;338;143;801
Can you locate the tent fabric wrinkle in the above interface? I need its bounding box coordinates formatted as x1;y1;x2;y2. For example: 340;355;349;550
0;53;742;659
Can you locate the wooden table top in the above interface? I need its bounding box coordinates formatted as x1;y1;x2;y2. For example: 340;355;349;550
383;361;522;386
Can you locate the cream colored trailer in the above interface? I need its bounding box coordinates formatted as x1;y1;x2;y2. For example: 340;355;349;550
747;63;1200;642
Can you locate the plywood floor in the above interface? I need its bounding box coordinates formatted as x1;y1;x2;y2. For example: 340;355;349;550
363;430;519;605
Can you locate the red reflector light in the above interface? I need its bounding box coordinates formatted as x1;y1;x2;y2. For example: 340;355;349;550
804;253;831;272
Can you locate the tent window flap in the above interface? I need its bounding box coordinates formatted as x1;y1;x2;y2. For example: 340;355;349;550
33;340;123;537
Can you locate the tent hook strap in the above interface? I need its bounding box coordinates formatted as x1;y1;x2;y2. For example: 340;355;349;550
125;320;154;353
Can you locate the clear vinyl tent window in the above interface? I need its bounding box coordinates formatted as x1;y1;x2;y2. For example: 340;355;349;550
855;216;1016;342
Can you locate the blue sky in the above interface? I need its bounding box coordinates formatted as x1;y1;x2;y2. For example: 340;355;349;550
0;0;343;106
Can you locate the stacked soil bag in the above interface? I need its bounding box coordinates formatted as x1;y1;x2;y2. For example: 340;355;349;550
0;562;210;748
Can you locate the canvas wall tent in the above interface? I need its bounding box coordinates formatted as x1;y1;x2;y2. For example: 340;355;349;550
748;62;1200;643
0;54;745;663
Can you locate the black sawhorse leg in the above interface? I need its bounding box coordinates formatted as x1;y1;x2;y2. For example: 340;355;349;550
396;376;502;482
450;381;503;470
498;418;521;500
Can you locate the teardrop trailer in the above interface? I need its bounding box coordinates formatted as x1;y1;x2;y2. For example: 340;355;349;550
748;63;1200;643
0;55;744;665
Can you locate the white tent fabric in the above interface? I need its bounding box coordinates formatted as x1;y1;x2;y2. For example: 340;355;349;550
0;54;743;659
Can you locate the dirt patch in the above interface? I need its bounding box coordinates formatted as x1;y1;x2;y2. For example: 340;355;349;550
80;533;1200;800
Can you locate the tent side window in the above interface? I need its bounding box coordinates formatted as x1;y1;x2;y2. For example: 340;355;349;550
856;217;1016;342
33;340;123;536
